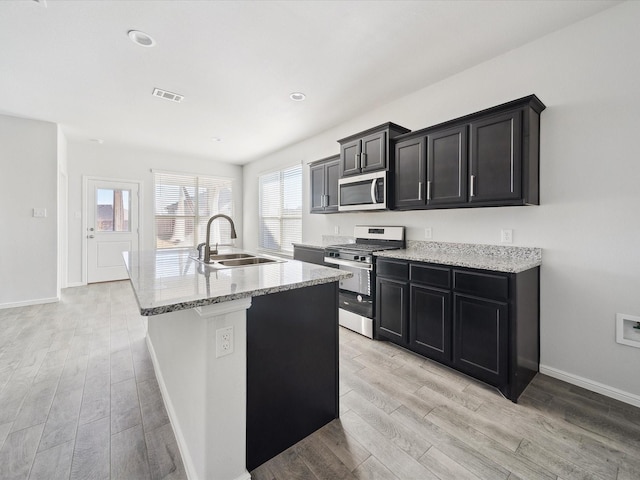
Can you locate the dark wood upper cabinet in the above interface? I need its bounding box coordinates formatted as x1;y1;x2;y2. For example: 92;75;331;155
338;122;411;178
395;136;426;208
428;124;468;206
469;109;521;203
309;155;340;214
391;94;544;211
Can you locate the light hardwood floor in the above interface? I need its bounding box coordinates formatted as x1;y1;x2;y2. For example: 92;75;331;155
1;281;639;479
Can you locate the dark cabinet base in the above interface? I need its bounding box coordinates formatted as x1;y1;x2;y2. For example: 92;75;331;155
246;282;339;471
376;257;539;403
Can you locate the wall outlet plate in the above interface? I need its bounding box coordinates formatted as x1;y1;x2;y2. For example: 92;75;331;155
215;326;234;358
500;229;513;244
33;208;47;218
424;227;432;239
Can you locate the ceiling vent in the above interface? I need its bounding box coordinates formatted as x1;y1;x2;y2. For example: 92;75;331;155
152;88;184;103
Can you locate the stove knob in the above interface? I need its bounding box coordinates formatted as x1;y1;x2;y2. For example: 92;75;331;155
353;255;359;261
360;256;366;261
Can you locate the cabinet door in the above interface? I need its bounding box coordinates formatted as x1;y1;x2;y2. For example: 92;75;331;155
376;276;408;345
324;160;340;212
454;294;508;386
395;137;426;208
360;131;387;172
310;163;326;213
428;125;467;206
340;139;361;177
469;110;522;203
410;284;451;362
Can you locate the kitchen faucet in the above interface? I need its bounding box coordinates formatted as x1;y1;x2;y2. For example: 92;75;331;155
197;214;238;263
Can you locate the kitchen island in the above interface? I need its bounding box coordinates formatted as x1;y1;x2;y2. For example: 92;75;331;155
124;249;351;480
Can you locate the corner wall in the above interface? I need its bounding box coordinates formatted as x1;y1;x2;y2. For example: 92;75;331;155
66;141;244;286
243;2;640;402
0;113;58;307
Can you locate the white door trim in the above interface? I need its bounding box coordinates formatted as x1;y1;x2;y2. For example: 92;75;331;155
82;175;144;285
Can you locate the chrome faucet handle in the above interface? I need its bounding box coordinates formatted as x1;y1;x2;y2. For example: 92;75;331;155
196;243;206;260
212;242;219;255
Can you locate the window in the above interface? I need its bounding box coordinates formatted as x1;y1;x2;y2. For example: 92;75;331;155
154;171;233;249
259;164;302;254
96;188;130;232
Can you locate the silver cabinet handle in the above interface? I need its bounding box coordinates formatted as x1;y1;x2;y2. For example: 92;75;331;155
427;180;432;201
418;182;422;201
355;154;360;170
360;152;366;169
323;194;328;208
470;175;475;197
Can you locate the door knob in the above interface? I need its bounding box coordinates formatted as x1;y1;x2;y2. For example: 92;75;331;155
88;235;95;239
88;227;94;231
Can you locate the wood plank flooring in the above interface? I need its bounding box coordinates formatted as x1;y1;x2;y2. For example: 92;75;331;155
0;281;186;480
2;281;639;479
253;327;640;480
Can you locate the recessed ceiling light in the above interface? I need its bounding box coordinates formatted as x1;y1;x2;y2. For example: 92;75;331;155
211;137;222;142
128;30;155;48
289;92;306;102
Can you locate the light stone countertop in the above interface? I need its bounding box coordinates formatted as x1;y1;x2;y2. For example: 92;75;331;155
124;249;352;316
375;241;542;273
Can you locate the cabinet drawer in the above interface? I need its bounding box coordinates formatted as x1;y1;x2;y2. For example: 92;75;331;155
453;270;509;300
376;259;408;280
410;263;450;288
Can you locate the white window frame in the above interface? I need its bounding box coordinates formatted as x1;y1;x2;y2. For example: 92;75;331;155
258;163;302;255
153;170;234;250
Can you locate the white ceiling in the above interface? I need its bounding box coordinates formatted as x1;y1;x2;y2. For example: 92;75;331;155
0;0;620;165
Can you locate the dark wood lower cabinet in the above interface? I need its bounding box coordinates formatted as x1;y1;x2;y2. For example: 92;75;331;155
410;284;451;362
376;257;539;402
454;294;508;387
376;276;408;344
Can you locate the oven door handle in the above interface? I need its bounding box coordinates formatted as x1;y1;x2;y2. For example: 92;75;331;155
324;257;373;271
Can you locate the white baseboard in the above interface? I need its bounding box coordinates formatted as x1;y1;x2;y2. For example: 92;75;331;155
539;364;640;408
0;296;59;310
146;335;197;480
66;282;86;288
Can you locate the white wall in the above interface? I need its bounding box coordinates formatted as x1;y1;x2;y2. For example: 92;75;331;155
244;2;640;401
0;114;58;306
67;142;243;285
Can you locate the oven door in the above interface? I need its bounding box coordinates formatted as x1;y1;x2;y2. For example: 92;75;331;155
324;258;372;296
338;171;387;212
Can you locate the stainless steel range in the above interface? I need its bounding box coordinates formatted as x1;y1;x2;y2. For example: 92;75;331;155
324;226;405;338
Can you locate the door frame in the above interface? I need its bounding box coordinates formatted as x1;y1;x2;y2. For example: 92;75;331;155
82;175;144;285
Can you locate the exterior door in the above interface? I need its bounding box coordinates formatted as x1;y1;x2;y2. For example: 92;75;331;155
86;179;140;283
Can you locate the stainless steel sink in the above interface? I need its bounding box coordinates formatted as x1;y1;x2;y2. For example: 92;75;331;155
218;257;279;267
190;251;284;269
209;253;254;261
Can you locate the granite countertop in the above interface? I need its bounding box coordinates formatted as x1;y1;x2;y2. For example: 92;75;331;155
375;241;542;273
293;235;356;250
124;249;352;316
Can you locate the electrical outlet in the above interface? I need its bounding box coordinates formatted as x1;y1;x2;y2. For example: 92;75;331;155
334;225;340;234
33;208;47;218
424;227;433;240
500;229;513;244
215;326;234;358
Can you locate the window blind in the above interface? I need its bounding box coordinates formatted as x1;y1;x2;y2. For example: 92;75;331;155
259;164;302;253
154;172;233;249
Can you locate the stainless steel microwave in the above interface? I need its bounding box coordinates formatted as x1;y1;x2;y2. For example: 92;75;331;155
338;171;387;212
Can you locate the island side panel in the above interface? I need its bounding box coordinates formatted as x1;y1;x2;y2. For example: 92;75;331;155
246;281;339;471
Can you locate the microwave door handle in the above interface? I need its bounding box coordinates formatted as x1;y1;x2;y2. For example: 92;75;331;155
371;178;377;203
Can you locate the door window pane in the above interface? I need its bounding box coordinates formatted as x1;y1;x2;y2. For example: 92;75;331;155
96;189;131;232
